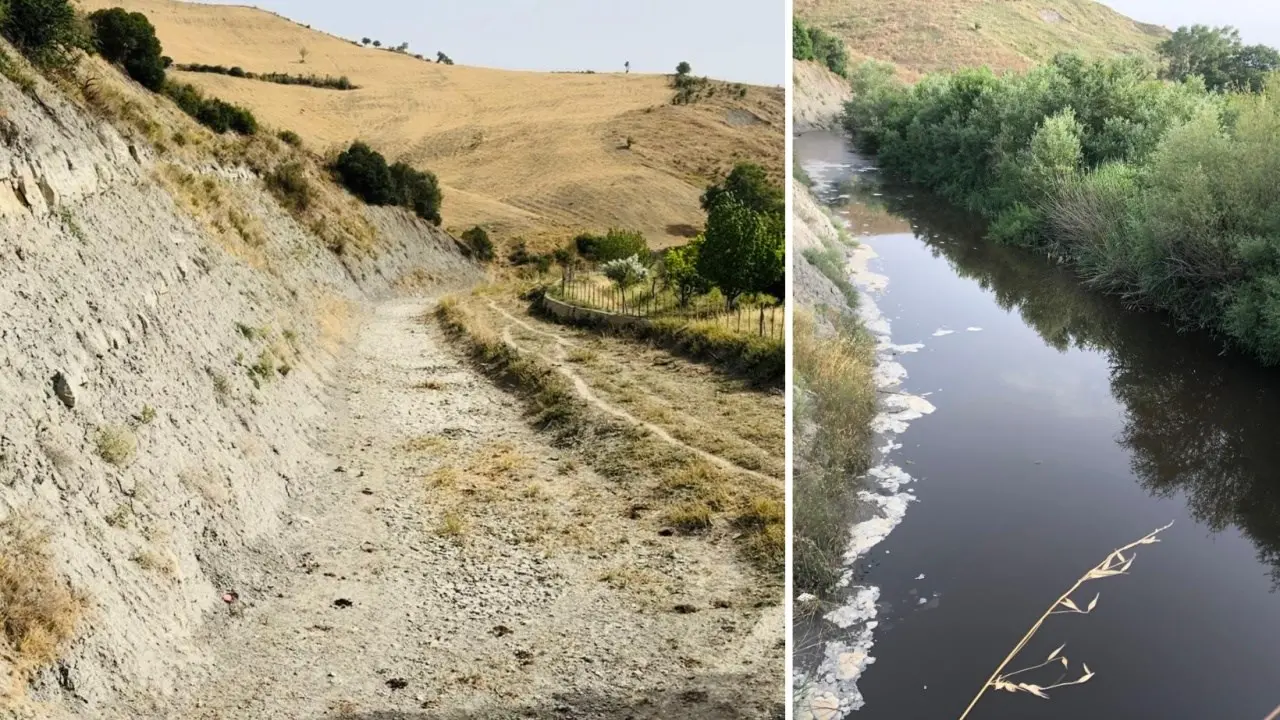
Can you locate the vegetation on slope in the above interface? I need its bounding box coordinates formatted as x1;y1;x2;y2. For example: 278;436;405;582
844;34;1280;364
793;17;848;77
793;307;876;597
795;0;1167;77
80;0;782;249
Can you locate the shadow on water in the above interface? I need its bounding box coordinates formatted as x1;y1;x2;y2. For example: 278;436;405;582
854;181;1280;590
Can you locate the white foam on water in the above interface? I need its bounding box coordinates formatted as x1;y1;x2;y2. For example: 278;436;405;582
932;328;955;337
967;327;983;332
795;203;936;720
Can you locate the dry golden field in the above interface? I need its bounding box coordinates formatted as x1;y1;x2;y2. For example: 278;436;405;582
796;0;1169;78
79;0;783;250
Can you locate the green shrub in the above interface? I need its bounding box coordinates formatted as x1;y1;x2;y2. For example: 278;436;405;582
277;129;303;147
793;19;814;61
389;160;442;225
174;63;358;90
461;225;493;261
845;50;1280;364
0;0;85;66
574;228;647;263
331;142;443;223
332;141;396;205
161;81;258;134
88;8;165;91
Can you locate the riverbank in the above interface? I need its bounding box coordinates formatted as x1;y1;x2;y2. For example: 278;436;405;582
795;128;1280;720
792;160;936;717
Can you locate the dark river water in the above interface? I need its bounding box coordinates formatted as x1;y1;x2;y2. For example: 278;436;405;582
796;130;1280;720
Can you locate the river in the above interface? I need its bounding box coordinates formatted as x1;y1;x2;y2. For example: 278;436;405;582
795;130;1280;720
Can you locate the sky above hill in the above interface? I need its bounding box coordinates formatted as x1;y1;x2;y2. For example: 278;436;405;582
193;0;785;85
1100;0;1280;49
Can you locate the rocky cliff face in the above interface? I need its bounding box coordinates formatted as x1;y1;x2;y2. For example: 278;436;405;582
0;46;477;717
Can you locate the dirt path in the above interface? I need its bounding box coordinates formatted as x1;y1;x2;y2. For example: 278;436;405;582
485;298;784;483
162;297;781;720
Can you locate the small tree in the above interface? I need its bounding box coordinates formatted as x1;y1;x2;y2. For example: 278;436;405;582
437;51;453;65
372;39;381;48
676;61;691;76
88;8;167;91
701;162;784;216
697;199;783;309
361;37;371;46
601;255;648;305
299;46;309;63
624;60;630;73
664;238;709;307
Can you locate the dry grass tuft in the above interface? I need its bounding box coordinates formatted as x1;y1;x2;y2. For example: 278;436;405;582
437;511;470;540
0;517;85;696
131;550;177;577
94;425;138;466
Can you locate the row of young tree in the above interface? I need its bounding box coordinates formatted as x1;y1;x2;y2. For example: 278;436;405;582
564;163;784;310
843;30;1280;363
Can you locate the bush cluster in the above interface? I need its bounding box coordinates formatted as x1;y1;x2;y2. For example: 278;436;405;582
162;81;258;134
175;63;357;90
461;225;493;261
844;48;1280;363
792;18;848;77
331;141;442;225
88;8;165;90
573;228;647;263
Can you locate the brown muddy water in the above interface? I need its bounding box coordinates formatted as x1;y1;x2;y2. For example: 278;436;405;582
795;130;1280;720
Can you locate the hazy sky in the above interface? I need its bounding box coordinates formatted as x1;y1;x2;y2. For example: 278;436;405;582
1098;0;1280;49
195;0;785;84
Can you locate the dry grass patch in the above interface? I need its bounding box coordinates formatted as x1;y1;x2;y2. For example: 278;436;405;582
0;517;85;696
426;466;460;489
437;511;470;540
414;379;448;390
793;308;878;596
94;425;137;466
131;549;177;577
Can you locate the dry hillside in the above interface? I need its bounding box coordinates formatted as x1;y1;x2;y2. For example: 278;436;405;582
78;0;783;251
797;0;1169;77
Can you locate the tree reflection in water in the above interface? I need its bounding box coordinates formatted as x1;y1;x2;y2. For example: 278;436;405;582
836;180;1280;589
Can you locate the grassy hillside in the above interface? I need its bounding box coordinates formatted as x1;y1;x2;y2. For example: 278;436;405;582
79;0;783;250
796;0;1169;76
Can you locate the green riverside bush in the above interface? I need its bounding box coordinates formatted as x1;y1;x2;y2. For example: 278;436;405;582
844;52;1280;364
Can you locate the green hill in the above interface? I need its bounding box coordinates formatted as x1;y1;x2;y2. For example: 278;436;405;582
796;0;1169;76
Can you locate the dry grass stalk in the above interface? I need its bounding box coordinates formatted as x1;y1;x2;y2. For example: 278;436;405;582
957;521;1174;719
1264;704;1280;720
0;517;85;698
